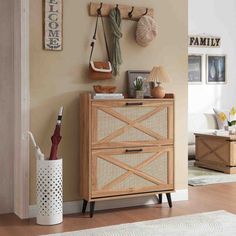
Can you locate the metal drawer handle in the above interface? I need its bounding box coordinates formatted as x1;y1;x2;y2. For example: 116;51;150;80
125;149;143;153
125;102;143;106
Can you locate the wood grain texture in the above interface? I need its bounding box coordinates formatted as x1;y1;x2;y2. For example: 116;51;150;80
2;183;236;236
79;93;92;201
80;93;174;203
92;100;173;148
195;134;236;173
89;2;154;21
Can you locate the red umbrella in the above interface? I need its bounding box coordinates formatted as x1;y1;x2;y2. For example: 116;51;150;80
49;107;63;160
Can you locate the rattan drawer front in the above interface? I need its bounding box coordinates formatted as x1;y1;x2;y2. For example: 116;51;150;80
91;146;174;198
92;100;174;149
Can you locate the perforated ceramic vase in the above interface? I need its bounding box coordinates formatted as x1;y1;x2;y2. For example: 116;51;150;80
36;159;63;225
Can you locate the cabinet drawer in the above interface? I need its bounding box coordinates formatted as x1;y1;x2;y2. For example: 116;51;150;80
91;100;174;149
91;146;174;199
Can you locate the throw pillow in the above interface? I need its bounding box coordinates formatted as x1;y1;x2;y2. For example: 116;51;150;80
213;108;228;129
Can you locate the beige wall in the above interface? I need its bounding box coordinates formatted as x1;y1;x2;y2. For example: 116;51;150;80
0;0;14;213
30;0;188;204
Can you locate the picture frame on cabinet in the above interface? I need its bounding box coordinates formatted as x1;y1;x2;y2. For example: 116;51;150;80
127;70;154;98
188;54;203;84
206;55;226;84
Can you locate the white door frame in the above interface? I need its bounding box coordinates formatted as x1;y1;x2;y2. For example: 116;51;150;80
13;0;30;219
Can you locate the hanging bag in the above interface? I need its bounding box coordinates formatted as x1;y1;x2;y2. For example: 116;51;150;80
89;11;112;80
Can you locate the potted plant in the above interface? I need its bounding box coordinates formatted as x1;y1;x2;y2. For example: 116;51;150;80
134;76;144;99
218;107;236;134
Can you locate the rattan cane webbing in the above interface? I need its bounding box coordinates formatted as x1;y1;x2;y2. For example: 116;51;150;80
110;174;155;191
113;152;155;167
114;106;155;120
140;108;168;138
141;153;168;183
97;158;126;189
96;106;168;142
113;127;156;141
96;152;166;191
97;110;126;140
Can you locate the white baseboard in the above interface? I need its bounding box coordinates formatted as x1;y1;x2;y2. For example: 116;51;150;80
29;189;188;218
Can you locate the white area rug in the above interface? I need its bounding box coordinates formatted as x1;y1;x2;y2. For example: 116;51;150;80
42;211;236;236
188;161;236;186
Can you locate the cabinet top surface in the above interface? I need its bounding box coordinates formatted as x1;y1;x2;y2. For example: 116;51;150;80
81;92;174;101
194;132;236;141
91;98;174;102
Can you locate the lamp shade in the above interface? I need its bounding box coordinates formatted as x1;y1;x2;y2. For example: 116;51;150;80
147;66;171;84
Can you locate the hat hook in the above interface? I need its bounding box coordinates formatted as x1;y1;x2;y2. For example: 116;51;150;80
128;6;134;18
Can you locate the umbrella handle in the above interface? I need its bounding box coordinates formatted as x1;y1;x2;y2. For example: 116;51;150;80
49;144;59;160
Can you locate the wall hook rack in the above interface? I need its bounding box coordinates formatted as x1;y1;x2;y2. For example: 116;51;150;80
143;8;148;16
128;6;134;19
96;2;103;15
89;2;154;21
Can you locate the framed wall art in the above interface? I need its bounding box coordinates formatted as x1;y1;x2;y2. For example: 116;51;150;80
127;70;154;98
188;54;203;84
206;55;226;84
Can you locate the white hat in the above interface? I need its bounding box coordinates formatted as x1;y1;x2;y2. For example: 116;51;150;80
136;15;157;47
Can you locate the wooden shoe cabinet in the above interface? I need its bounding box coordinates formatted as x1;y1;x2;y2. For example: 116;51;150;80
79;93;175;217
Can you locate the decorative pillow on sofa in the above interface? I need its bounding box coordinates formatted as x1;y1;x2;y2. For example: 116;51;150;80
213;108;235;129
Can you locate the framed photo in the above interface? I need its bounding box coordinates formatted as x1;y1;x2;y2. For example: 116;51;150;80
127;70;154;98
206;55;226;84
188;54;203;84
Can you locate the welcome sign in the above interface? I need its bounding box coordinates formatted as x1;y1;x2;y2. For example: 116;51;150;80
44;0;63;51
189;35;221;48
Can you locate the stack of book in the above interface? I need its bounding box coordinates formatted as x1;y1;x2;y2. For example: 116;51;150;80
213;130;230;136
93;93;124;100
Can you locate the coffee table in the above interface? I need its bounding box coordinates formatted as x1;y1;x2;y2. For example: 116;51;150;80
194;132;236;174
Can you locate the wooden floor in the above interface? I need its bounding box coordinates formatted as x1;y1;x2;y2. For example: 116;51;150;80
1;183;236;236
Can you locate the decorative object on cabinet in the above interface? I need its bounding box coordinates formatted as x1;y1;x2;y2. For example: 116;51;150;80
93;93;124;100
206;55;226;84
79;93;175;217
89;5;112;80
188;55;203;84
89;2;154;21
147;66;171;98
109;5;122;76
134;76;144;99
136;15;157;47
127;70;153;98
43;0;63;51
93;85;117;93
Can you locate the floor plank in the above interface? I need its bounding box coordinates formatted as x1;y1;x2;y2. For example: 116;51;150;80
1;183;236;236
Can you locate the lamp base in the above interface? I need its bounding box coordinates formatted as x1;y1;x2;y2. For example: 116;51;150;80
151;86;165;98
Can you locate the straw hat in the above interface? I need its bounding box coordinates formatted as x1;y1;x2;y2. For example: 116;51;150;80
136;15;157;47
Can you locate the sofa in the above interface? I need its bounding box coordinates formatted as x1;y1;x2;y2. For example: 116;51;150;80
188;113;218;158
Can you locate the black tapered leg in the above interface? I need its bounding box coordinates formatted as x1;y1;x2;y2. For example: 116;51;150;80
90;201;95;218
158;194;162;204
82;199;88;213
166;193;172;208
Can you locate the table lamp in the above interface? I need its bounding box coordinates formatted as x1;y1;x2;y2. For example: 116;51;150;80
147;66;171;98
